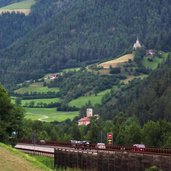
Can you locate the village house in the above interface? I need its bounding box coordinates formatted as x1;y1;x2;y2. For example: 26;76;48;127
146;49;156;56
49;73;57;80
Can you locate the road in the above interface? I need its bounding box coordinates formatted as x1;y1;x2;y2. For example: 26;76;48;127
15;143;99;156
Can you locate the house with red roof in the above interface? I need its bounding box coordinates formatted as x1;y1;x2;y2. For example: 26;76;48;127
49;74;57;80
78;117;91;126
78;108;93;126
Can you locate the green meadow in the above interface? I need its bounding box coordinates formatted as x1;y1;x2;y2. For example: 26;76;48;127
14;85;114;122
69;88;112;108
11;96;16;104
142;52;168;70
25;108;79;122
15;82;59;94
44;68;80;78
21;98;60;106
62;67;80;72
0;0;36;10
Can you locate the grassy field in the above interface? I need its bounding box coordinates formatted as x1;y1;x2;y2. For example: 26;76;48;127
15;82;60;94
33;156;54;170
0;0;36;15
121;75;147;84
21;98;60;106
99;53;134;69
62;67;80;72
0;0;36;10
44;68;80;81
25;108;79;122
142;53;168;70
0;143;52;171
69;88;112;108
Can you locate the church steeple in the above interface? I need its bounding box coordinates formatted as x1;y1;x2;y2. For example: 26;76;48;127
133;36;142;50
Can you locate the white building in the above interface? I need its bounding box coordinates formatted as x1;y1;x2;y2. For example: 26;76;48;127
78;108;93;126
133;37;142;50
86;108;93;117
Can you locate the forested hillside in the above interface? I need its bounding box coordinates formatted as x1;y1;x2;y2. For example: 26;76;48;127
0;0;76;50
0;85;23;142
0;0;171;87
97;54;171;124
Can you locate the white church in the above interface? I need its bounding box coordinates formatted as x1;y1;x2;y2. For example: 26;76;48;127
133;37;142;50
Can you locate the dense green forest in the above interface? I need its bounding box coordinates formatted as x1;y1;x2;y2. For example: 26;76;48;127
0;0;171;87
0;0;76;50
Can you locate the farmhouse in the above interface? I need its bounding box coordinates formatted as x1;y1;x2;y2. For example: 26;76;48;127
146;49;156;56
49;74;57;80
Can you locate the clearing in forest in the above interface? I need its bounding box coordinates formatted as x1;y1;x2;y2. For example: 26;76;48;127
0;0;36;15
99;53;134;69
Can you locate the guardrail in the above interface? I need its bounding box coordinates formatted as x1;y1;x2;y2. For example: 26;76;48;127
15;146;54;157
17;140;171;156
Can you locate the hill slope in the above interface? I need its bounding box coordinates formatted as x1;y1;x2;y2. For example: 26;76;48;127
99;54;134;69
97;54;171;123
0;143;52;171
0;0;171;87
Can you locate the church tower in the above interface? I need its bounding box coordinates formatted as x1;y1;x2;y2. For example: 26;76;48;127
133;36;142;50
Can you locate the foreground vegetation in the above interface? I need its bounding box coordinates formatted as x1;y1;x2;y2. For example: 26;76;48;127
0;143;52;171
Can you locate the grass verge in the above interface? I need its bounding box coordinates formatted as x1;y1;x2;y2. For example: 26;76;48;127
0;143;52;171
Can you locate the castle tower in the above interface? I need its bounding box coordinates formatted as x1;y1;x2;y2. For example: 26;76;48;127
133;36;142;50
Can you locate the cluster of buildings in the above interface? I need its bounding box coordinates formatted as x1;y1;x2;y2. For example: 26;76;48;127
78;108;99;126
133;36;156;56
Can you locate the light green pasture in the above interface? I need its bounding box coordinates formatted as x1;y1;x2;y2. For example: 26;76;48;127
21;98;60;106
0;0;36;10
11;96;16;104
69;88;112;108
62;67;80;72
25;108;79;122
15;82;59;94
142;53;168;70
142;57;163;69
